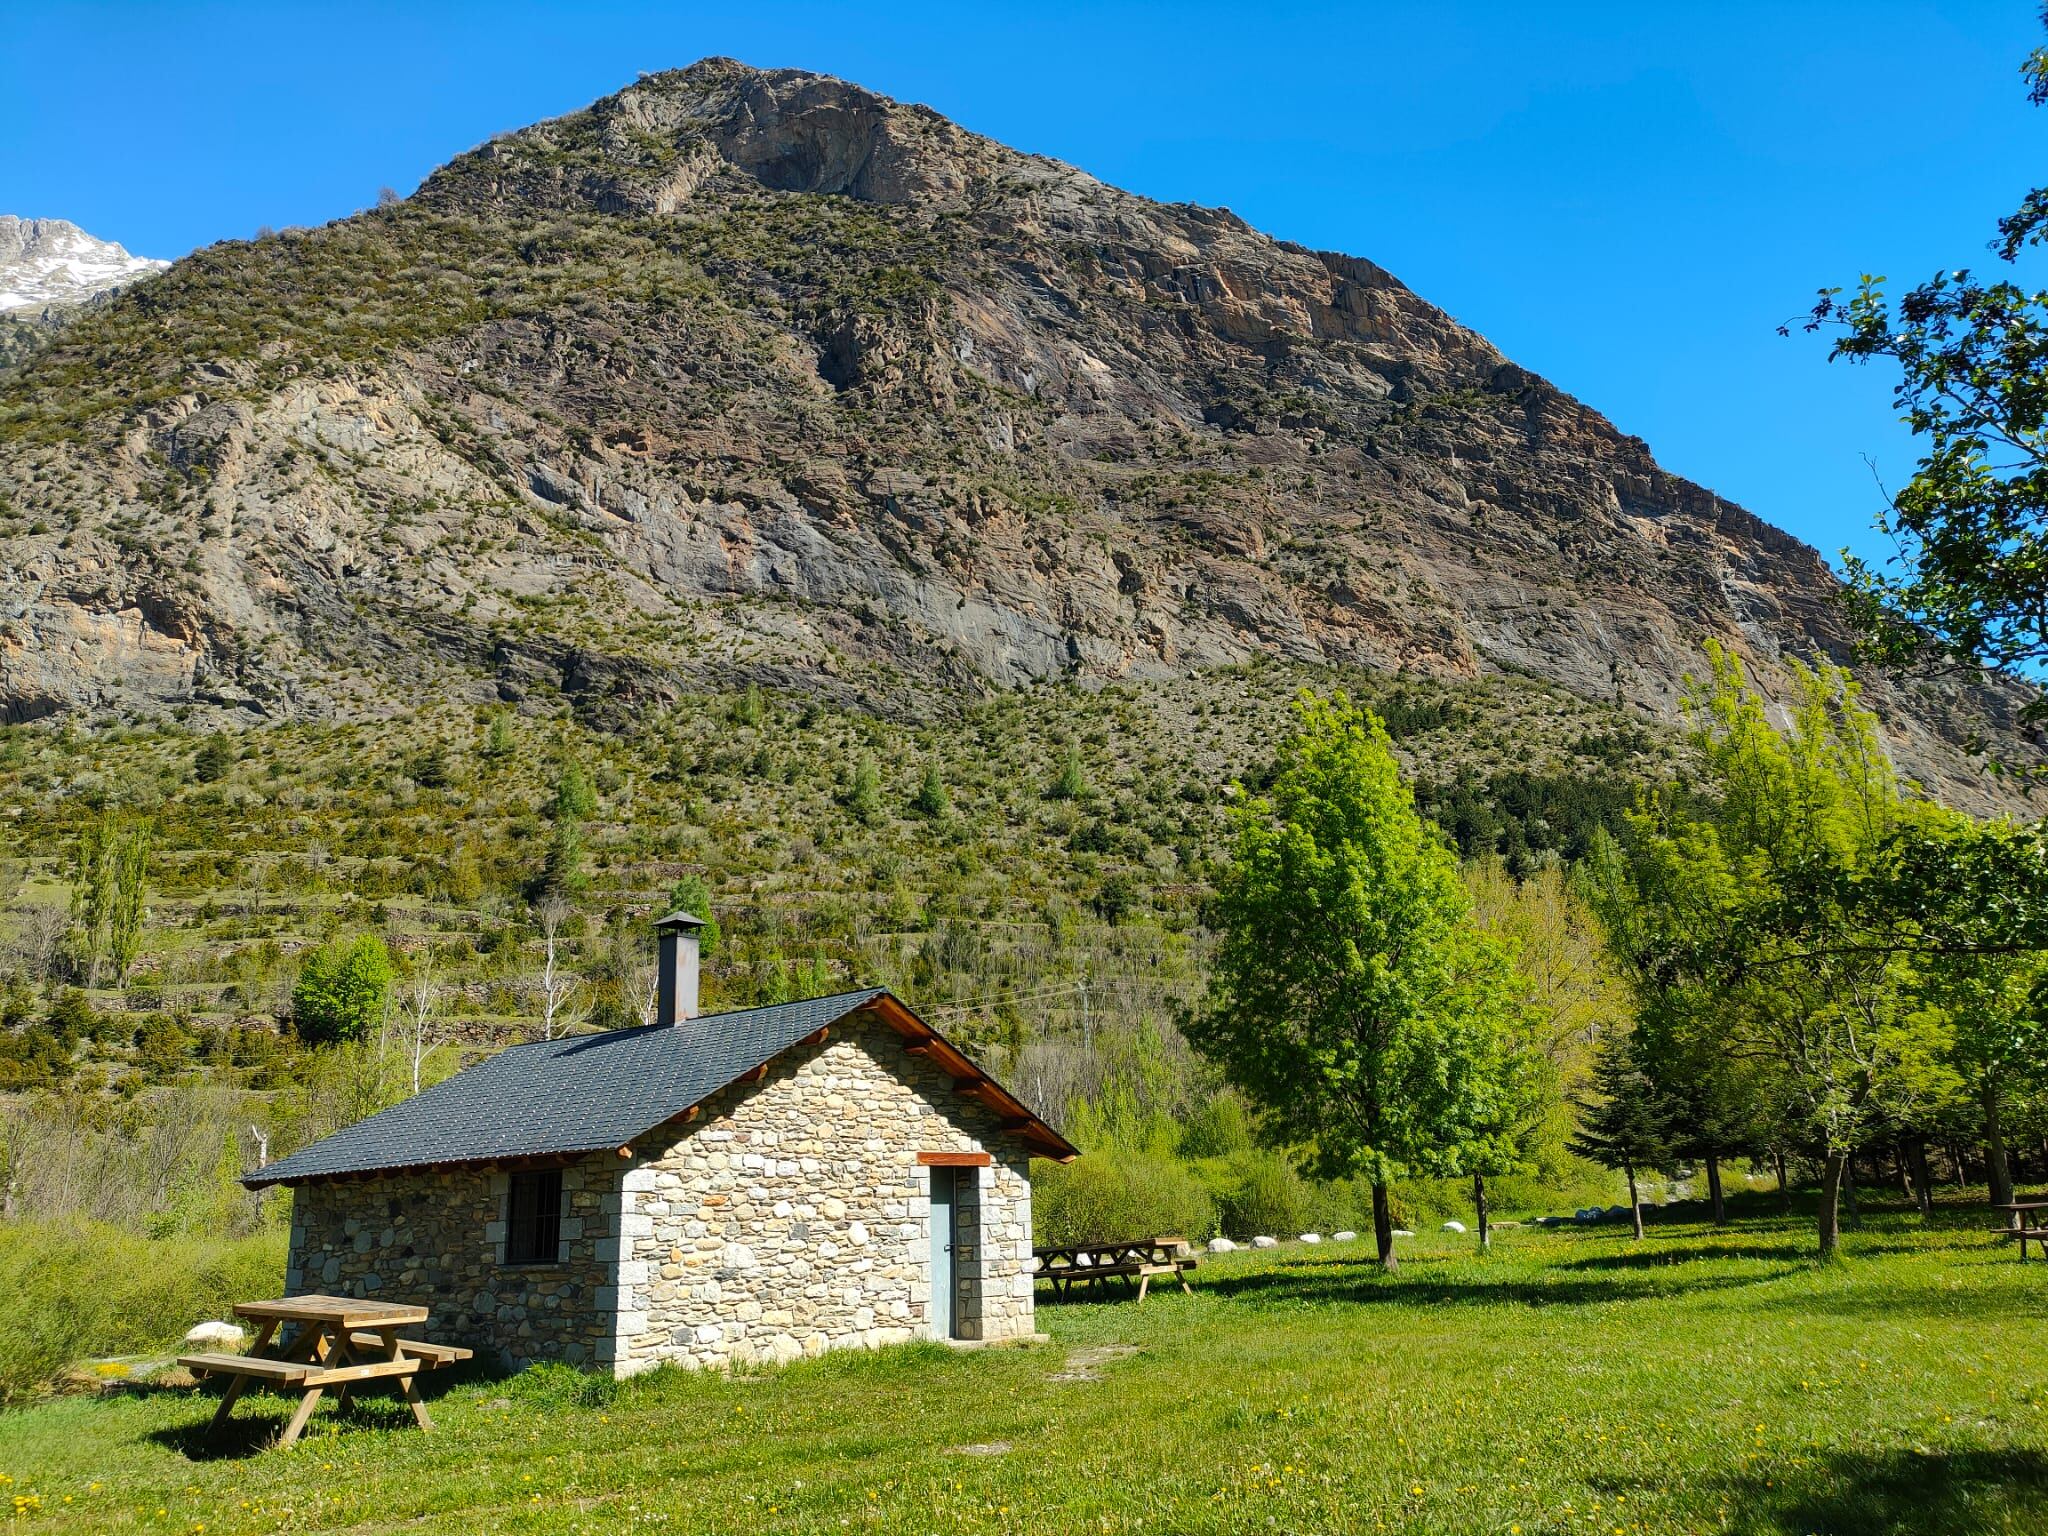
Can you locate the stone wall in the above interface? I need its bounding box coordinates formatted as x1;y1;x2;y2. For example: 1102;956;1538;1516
615;1013;1037;1372
284;1156;626;1370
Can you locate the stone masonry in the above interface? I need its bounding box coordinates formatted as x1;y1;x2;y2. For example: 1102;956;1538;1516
284;1157;626;1369
614;1012;1035;1372
282;1008;1037;1375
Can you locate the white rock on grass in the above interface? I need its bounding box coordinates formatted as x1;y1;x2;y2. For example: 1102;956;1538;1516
1299;1233;1322;1244
183;1321;246;1349
1251;1235;1279;1249
1392;1228;1416;1238
1441;1220;1466;1234
1331;1231;1357;1242
1207;1237;1237;1253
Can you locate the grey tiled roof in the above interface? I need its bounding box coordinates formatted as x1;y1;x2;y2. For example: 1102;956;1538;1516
247;989;887;1188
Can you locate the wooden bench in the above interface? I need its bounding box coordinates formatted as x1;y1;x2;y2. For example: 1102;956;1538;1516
1033;1237;1198;1302
347;1333;474;1368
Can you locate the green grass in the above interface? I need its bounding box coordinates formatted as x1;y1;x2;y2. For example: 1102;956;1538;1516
1;1198;2043;1533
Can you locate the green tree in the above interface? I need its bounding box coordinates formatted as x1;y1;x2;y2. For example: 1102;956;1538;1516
911;762;951;818
291;934;394;1045
1568;1029;1673;1241
536;818;587;899
665;873;721;957
1049;745;1088;801
481;711;515;764
1187;691;1524;1271
68;821;115;984
844;753;882;825
106;821;151;985
553;756;597;821
1596;646;1960;1257
1801;22;2048;715
192;734;234;783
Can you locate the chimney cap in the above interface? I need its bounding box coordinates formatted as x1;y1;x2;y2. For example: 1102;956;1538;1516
654;909;707;933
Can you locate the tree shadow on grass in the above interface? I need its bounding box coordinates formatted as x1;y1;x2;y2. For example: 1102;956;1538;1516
1714;1446;2048;1535
146;1382;440;1461
1196;1257;1801;1310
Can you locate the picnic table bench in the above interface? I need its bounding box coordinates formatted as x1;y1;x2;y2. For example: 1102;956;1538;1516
178;1295;472;1448
1032;1237;1197;1301
1993;1201;2048;1260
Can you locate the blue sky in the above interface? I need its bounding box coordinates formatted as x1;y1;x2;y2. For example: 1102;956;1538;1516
4;2;2041;572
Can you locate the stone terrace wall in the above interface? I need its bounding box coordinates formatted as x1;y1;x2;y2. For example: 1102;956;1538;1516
285;1157;626;1370
615;1011;1036;1373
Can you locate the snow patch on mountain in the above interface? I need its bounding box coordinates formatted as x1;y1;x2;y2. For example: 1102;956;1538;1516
0;216;168;312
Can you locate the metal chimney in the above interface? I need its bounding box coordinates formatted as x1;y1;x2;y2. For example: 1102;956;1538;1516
653;910;704;1026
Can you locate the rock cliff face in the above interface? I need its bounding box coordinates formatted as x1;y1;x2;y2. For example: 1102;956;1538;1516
0;61;2032;806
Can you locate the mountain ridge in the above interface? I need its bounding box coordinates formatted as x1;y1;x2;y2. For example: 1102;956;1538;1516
0;59;2034;810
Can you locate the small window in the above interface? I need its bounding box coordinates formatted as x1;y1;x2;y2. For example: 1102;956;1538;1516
505;1167;563;1266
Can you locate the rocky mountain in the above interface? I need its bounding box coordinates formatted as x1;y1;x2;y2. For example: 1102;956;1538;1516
0;216;167;313
0;216;169;370
0;60;2033;809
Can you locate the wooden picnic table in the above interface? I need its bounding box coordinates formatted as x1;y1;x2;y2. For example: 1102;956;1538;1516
178;1295;471;1448
1992;1201;2048;1260
1033;1237;1197;1302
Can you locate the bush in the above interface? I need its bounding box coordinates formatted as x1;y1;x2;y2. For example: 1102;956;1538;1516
290;933;393;1044
0;1221;284;1403
1212;1149;1311;1239
1032;1151;1216;1246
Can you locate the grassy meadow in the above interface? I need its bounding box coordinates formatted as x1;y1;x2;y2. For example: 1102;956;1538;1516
0;1194;2041;1535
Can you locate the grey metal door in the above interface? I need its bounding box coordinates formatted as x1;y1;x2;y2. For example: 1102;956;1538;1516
930;1167;955;1339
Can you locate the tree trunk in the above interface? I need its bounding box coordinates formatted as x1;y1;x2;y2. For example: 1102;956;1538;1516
1372;1179;1399;1273
1473;1171;1491;1250
1818;1150;1847;1259
1893;1141;1915;1199
1706;1154;1727;1226
1773;1148;1791;1212
1985;1078;2016;1216
1626;1159;1644;1241
1842;1155;1861;1227
1909;1138;1934;1218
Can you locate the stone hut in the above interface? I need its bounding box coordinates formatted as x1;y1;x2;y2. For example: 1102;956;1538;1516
245;912;1077;1374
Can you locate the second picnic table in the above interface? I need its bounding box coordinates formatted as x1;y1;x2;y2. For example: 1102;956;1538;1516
178;1295;471;1448
1993;1201;2048;1260
1032;1237;1197;1301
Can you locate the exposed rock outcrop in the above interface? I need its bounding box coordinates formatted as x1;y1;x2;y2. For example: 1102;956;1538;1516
0;61;2033;809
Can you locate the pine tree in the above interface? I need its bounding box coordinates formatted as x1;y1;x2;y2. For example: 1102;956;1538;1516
1569;1029;1672;1240
912;762;950;818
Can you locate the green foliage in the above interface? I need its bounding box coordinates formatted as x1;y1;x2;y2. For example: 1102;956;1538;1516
1030;1151;1217;1246
843;752;882;825
0;1221;284;1404
1048;745;1088;801
481;711;516;764
553;756;598;821
191;734;234;783
911;762;950;818
1803;21;2048;719
290;934;394;1045
1189;691;1530;1259
666;873;721;957
1592;644;1963;1254
1568;1030;1672;1197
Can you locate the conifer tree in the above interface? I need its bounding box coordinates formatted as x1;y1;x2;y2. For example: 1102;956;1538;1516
1569;1029;1672;1240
